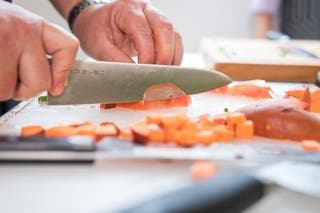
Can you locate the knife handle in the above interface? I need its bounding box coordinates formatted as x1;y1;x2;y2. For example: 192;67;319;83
119;172;264;213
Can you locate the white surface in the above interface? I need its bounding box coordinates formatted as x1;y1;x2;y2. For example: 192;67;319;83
1;53;320;212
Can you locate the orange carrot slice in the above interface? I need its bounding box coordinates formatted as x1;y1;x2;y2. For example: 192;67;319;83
236;120;254;139
21;125;45;137
95;123;119;141
190;161;218;181
130;120;150;144
116;83;191;110
45;126;78;138
227;112;246;129
301;140;320;152
119;127;133;140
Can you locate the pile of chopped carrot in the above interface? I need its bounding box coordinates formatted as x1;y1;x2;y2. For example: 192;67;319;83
129;112;254;146
21;112;254;146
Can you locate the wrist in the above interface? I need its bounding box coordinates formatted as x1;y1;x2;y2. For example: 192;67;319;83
68;0;109;31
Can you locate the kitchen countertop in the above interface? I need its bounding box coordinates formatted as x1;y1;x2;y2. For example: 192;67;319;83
0;53;319;213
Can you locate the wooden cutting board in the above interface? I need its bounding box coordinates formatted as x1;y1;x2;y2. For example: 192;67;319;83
201;38;320;84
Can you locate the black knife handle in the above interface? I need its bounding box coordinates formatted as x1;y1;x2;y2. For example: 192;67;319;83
119;172;264;213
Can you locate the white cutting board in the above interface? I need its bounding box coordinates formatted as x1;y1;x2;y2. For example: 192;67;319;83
0;82;304;134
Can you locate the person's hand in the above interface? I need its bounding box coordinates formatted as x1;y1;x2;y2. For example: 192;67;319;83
0;1;79;101
72;0;183;65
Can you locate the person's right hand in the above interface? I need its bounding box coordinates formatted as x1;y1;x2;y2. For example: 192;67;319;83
0;1;79;101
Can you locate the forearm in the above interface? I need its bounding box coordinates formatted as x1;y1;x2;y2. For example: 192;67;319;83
253;13;273;38
50;0;82;19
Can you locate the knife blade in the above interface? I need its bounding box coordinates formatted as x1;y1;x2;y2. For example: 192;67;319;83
47;60;231;105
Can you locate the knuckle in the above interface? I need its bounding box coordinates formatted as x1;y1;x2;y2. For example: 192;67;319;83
68;37;80;52
159;21;174;32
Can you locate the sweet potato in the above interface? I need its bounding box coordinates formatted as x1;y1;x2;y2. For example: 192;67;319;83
238;101;320;141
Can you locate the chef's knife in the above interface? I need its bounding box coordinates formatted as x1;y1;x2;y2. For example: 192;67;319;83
267;31;320;59
118;161;320;213
47;60;231;105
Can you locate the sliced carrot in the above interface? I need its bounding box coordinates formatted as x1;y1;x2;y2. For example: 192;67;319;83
310;99;320;113
75;122;96;136
45;126;78;138
227;112;246;129
226;84;271;99
119;127;133;140
301;140;320;152
95;123;119;141
213;125;234;142
160;114;189;130
176;129;198;147
149;128;165;142
190;161;218;181
164;128;178;142
146;114;163;125
286;89;304;99
100;103;117;110
117;83;191;110
300;86;311;111
236;120;254;139
130;120;149;144
21;125;45;137
196;130;216;146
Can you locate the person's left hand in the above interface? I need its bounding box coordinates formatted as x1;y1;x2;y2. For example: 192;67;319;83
72;0;183;65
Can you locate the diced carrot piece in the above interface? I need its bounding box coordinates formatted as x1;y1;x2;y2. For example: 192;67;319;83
176;129;198;147
95;124;119;141
190;161;218;181
180;120;197;131
213;114;227;126
100;103;117;109
149;129;165;142
197;114;213;125
197;130;216;146
119;127;133;140
236;120;254;139
164;128;178;142
146;114;163;125
227;112;246;130
301;140;320;152
160;114;189;130
213;125;234;142
74;122;96;136
286;89;303;99
130;120;149;144
300;86;311;111
21;125;45;137
310;99;320;113
311;90;320;101
45;126;78;138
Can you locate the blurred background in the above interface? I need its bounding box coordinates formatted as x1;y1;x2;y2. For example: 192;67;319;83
13;0;254;53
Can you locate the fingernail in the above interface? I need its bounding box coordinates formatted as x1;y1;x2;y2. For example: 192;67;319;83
51;83;65;96
64;80;68;87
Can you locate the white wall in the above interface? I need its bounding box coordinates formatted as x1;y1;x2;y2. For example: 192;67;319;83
13;0;253;54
